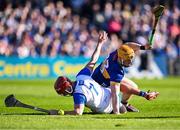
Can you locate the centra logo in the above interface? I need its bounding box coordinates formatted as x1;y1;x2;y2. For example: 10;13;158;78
0;61;50;77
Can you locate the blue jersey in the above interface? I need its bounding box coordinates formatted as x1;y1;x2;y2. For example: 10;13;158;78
92;50;124;87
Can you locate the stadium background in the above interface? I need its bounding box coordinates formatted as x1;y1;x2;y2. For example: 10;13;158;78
0;1;180;129
0;0;179;79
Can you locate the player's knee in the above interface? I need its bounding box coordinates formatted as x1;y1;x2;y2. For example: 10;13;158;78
122;77;139;89
132;83;138;89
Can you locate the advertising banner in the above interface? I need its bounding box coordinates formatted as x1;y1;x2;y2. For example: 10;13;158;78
0;56;99;79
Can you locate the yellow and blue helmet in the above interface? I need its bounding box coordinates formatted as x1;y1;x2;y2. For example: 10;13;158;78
117;45;135;67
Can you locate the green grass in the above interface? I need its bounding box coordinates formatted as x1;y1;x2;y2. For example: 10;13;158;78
0;77;180;130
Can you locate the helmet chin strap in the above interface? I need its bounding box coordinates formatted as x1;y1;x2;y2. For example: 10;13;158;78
118;58;126;66
120;59;124;66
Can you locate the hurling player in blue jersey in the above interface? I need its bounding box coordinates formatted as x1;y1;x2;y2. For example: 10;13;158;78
91;40;153;113
54;31;159;115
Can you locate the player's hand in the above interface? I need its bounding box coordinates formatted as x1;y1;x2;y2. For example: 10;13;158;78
145;44;153;50
144;90;159;100
98;31;108;44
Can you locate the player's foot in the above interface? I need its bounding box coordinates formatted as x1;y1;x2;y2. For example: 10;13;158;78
126;104;139;112
122;102;139;112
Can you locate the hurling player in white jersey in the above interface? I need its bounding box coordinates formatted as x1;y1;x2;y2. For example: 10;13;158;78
54;31;159;115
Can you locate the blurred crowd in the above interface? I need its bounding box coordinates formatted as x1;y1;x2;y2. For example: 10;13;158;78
0;0;179;75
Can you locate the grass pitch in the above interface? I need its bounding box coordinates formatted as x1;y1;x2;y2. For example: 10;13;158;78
0;77;180;130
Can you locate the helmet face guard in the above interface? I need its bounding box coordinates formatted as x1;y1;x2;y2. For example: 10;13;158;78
64;85;73;96
54;76;73;96
118;57;134;67
117;45;135;67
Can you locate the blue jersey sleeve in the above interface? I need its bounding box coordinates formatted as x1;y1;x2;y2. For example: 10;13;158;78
73;93;87;105
110;73;124;82
76;67;92;77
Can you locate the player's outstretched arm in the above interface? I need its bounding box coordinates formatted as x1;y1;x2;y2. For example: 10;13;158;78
63;104;85;115
126;42;152;52
85;31;108;72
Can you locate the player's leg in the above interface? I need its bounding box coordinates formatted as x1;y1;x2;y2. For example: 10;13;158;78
120;77;139;112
